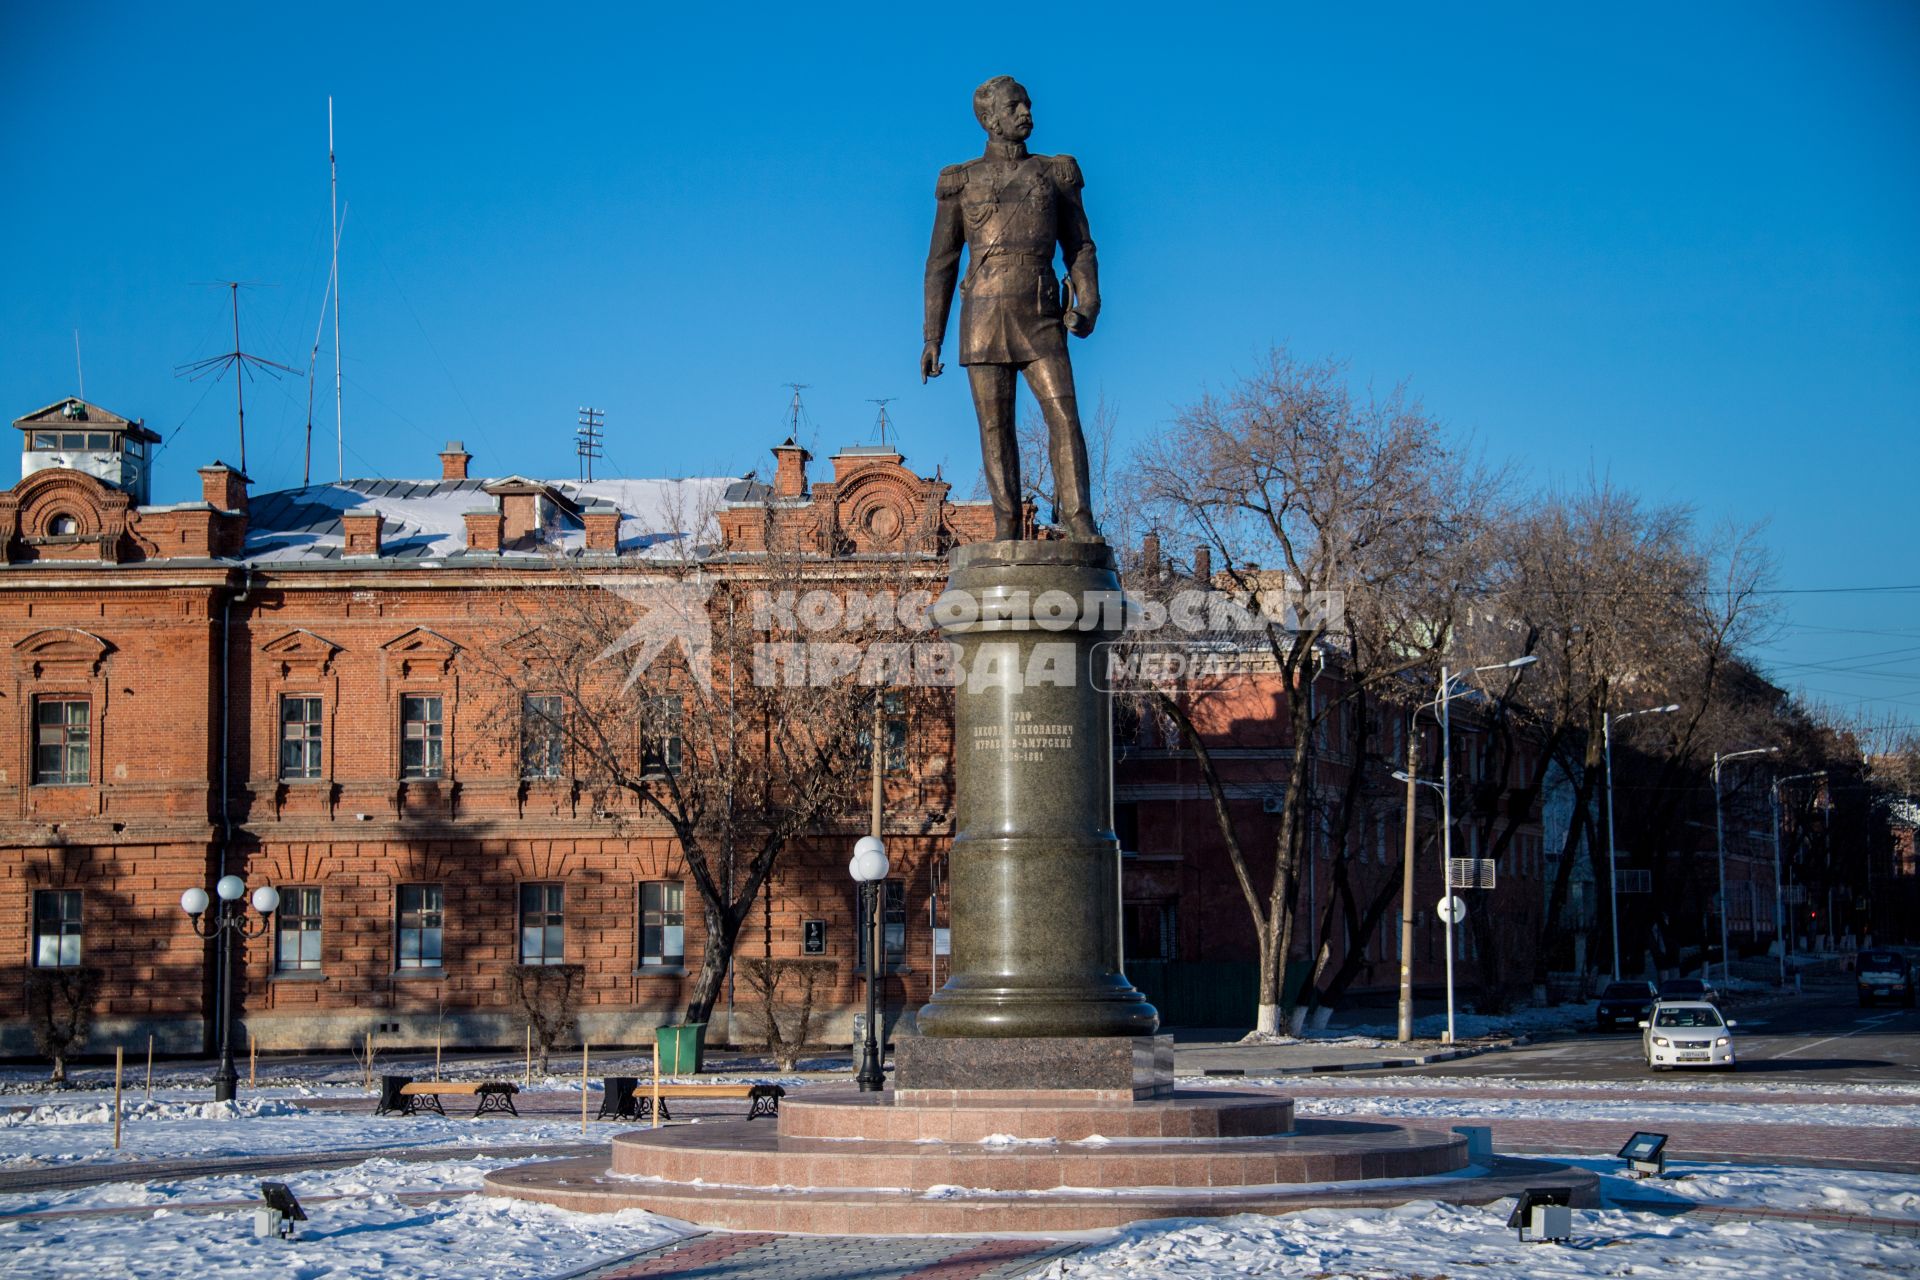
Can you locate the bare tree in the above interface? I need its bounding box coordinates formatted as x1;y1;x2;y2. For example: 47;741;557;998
1132;348;1499;1034
469;501;933;1027
1453;482;1778;998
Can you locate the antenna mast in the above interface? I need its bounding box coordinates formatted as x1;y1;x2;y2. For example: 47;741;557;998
576;406;605;482
176;282;296;475
330;97;344;481
73;331;84;399
868;397;896;449
783;383;810;439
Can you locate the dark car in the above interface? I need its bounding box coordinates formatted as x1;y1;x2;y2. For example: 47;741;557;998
1657;976;1720;1005
1595;981;1659;1031
1858;950;1915;1008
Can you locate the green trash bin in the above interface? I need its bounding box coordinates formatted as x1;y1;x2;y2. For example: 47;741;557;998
654;1022;707;1075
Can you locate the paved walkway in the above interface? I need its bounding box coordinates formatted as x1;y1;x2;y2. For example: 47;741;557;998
564;1233;1084;1280
0;1140;603;1194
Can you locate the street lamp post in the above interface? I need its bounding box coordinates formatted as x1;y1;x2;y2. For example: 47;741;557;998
849;834;890;1092
1414;655;1537;1045
1770;770;1826;989
1602;704;1680;984
1391;766;1443;1044
1711;747;1777;989
181;875;279;1102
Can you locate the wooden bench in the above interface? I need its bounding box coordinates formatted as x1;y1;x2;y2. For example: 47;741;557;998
375;1075;520;1117
597;1077;783;1122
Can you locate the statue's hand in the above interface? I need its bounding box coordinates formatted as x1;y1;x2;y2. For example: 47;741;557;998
920;341;945;382
1064;308;1096;338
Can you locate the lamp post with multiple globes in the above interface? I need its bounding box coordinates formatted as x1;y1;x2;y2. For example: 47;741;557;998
181;875;279;1102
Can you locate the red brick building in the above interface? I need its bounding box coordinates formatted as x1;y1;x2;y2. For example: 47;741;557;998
0;397;1007;1055
2;394;1544;1058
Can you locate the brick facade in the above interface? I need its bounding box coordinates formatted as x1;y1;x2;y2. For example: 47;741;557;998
0;395;1547;1058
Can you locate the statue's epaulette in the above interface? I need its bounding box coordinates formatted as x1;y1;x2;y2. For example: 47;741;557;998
1045;153;1084;190
936;161;973;200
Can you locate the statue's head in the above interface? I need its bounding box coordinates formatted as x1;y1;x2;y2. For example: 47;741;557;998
973;76;1033;143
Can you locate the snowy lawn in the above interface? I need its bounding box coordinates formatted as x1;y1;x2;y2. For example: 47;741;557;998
0;1189;690;1280
0;1097;608;1168
1039;1199;1920;1279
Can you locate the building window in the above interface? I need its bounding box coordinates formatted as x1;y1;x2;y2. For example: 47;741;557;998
276;887;323;972
1123;900;1177;962
639;881;685;967
855;880;906;967
855;691;908;773
279;695;324;779
32;699;90;786
641;695;682;775
32;890;83;968
401;695;444;779
522;695;565;779
519;883;565;965
1113;801;1140;855
397;884;444;970
49;513;79;536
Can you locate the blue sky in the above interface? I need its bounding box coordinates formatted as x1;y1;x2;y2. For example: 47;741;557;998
2;2;1916;729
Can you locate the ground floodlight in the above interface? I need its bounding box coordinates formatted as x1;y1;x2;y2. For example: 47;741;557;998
255;1181;307;1240
1507;1186;1573;1244
1618;1131;1668;1179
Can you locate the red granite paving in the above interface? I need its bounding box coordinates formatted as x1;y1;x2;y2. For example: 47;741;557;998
897;1239;1071;1279
595;1231;779;1278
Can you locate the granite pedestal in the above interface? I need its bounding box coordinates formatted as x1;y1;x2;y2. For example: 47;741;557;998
915;539;1157;1040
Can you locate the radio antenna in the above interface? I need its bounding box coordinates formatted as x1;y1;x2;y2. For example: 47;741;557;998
330;97;345;481
868;397;896;449
176;282;296;475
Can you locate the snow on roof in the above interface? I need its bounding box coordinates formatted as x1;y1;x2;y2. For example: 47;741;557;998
243;476;746;565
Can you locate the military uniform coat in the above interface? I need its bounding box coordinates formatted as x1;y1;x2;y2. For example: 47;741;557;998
924;141;1101;367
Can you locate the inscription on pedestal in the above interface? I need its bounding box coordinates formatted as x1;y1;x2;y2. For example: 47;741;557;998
971;711;1075;765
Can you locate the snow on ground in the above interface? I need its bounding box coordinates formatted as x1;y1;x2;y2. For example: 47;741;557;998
0;1155;511;1216
1038;1200;1920;1279
1601;1159;1920;1221
0;1096;601;1168
1291;1092;1920;1128
0;1189;691;1280
1200;1071;1920;1098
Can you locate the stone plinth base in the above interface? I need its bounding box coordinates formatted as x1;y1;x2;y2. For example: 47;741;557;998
893;1033;1172;1099
779;1087;1291;1142
486;1087;1601;1233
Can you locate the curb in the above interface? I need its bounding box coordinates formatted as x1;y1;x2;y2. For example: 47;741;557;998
1198;1035;1530;1078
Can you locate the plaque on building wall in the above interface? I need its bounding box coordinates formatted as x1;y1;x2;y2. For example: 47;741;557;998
803;919;827;955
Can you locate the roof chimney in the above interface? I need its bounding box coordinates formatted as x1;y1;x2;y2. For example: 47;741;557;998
772;438;811;499
1141;531;1161;569
440;440;472;481
1193;545;1211;582
341;509;383;558
198;462;250;513
463;508;503;553
583;505;620;554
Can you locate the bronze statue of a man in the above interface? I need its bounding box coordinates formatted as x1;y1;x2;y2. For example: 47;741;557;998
922;76;1102;543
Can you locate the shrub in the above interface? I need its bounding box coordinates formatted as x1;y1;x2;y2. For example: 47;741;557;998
739;957;834;1071
507;963;584;1074
26;967;102;1084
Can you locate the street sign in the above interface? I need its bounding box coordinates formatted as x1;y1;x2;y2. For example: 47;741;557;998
1436;895;1467;925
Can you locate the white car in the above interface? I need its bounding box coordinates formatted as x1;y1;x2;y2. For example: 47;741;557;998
1640;1000;1738;1071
